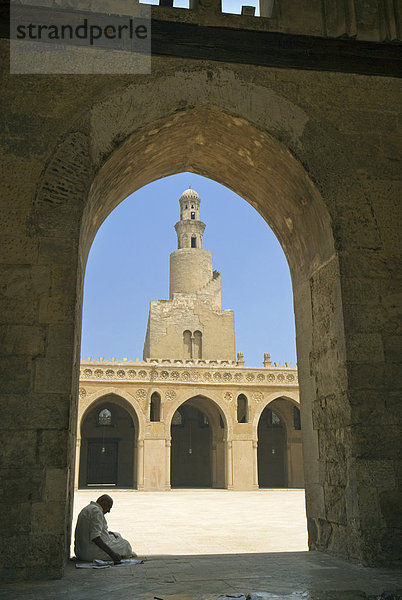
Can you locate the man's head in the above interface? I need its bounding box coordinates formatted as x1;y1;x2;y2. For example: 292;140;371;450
96;494;113;514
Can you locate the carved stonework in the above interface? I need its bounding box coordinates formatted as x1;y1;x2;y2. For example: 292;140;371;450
165;389;176;401
135;389;146;400
252;391;263;402
79;387;87;399
78;360;298;389
224;392;233;402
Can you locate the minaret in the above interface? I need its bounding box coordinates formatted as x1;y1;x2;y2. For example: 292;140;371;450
143;188;235;362
169;188;218;302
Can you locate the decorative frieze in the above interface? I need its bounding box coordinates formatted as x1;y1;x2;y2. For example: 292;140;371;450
79;358;298;386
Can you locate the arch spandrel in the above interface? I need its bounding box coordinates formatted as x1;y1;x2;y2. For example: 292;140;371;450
164;391;233;438
252;391;300;437
78;387;146;439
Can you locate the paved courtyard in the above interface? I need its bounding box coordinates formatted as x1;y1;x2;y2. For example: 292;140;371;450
71;489;309;556
1;490;401;600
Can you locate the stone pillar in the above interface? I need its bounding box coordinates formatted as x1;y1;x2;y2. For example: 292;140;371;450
231;439;255;490
136;439;144;491
211;441;217;487
165;438;171;490
252;440;259;490
74;437;81;490
225;440;233;489
143;438;168;490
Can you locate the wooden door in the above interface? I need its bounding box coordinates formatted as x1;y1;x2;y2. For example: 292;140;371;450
87;440;118;485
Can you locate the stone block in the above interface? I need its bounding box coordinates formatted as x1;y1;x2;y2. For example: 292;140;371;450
34;357;73;393
39;294;75;325
349;391;396;426
32;501;66;534
357;487;382;529
354;458;396;488
35;206;82;238
0;236;38;265
45;324;75;360
343;305;386;335
352;424;400;460
0;356;33;393
0;324;45;356
0;297;37;325
347;333;384;362
0;503;32;534
383;335;402;362
44;467;69;501
319;460;347;487
379;490;402;527
0;430;37;468
7;533;65;568
336;204;382;252
37;429;69;468
0;393;70;430
341;277;380;306
305;482;326;519
348;362;386;391
39;237;77;265
51;265;78;295
339;251;394;279
324;483;347;525
0;467;44;503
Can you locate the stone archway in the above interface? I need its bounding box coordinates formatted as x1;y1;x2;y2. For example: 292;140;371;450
17;68;388;574
170;395;227;489
79;394;136;489
77;390;143;491
257;396;304;489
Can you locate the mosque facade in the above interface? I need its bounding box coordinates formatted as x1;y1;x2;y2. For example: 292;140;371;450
77;189;303;491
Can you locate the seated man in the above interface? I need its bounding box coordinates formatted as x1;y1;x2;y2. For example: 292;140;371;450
74;494;134;564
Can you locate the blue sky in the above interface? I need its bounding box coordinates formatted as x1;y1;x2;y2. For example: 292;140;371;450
81;173;296;367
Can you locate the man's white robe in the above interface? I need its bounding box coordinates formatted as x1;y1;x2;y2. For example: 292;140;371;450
74;501;133;561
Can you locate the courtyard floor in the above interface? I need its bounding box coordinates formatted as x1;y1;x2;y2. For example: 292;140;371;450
1;489;401;600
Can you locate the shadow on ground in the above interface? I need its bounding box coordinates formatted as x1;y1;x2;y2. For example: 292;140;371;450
0;552;401;600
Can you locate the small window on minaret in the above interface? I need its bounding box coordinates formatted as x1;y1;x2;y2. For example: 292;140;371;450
191;236;196;248
191;212;195;220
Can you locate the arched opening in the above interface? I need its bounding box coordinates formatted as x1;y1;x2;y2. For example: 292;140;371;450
79;394;136;488
26;94;365;575
237;393;249;423
183;330;192;358
193;330;202;359
170;396;226;488
150;392;161;422
257;397;304;489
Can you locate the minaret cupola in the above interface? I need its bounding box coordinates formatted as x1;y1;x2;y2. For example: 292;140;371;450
174;187;206;249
